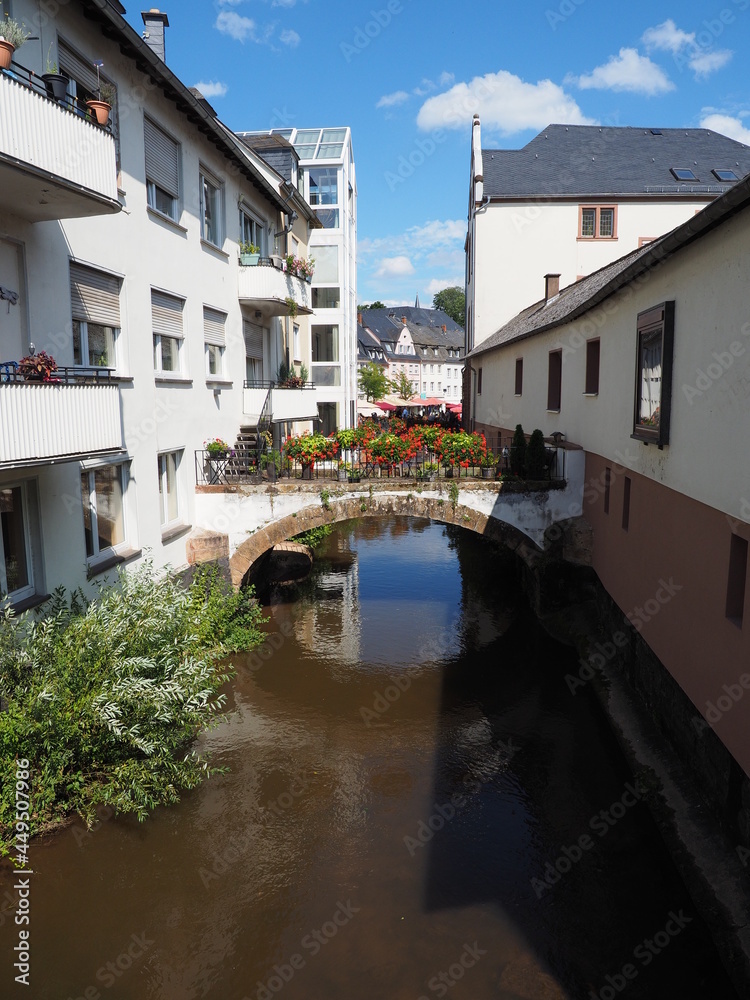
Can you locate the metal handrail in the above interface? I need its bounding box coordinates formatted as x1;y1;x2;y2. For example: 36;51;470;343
0;363;115;384
243;379;315;390
1;59;113;133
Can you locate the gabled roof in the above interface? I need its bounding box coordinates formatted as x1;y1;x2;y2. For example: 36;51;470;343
470;167;750;357
481;125;750;199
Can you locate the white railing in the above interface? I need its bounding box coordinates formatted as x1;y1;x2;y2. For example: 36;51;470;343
0;383;123;466
243;385;318;422
0;74;118;209
238;262;312;315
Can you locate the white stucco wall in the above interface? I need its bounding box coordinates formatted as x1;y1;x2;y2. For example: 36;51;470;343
473;205;750;523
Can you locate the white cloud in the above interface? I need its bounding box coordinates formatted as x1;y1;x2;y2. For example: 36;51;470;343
417;70;595;134
438;71;455;87
377;90;410;109
361;220;465;261
376;256;415;278
413;78;436;97
215;11;257;41
193;80;228;98
279;28;300;47
699;113;750;145
642;19;695;53
689;49;732;78
425;277;463;298
569;48;674;95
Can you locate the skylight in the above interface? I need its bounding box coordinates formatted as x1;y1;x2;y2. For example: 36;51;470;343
671;167;698;182
713;168;739;182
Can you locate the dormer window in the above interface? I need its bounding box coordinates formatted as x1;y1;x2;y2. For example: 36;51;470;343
670;167;698;182
713;168;738;182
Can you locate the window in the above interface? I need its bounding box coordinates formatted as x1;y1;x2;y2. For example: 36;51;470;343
70;263;121;369
713;169;739;182
144;116;180;221
726;534;748;626
239;209;265;255
313;245;339;283
244;319;264;383
152;290;184;374
547;350;562;411
633;301;674;446
203;307;226;378
309;168;338;205
585;338;600;394
200;170;223;247
622;477;631;531
293;324;300;362
670;167;697;182
579;205;617;239
604;468;611;515
317;402;337;436
0;484;34;601
80;464;127;561
312;325;339;362
515;358;523;396
158;451;183;529
477;367;482;395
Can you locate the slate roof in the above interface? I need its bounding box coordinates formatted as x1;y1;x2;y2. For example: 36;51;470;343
481;125;750;199
360;307;465;366
470;167;750;357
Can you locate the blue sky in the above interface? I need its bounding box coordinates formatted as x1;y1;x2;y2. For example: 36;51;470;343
124;0;750;308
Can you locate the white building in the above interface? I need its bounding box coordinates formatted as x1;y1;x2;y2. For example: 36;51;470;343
0;1;318;607
238;126;358;433
466;117;750;355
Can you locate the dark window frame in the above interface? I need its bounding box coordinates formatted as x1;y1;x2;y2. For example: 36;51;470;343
726;534;748;626
632;301;674;448
547;349;562;411
514;357;523;396
585;338;600;395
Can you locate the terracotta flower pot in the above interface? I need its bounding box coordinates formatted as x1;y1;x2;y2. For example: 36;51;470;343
86;99;111;126
0;40;15;70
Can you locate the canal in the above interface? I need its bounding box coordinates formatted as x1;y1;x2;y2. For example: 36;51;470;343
1;517;738;998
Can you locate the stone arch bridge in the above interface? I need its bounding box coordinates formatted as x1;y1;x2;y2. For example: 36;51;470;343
191;454;588;588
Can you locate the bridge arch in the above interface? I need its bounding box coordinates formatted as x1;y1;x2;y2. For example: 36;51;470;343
229;493;540;590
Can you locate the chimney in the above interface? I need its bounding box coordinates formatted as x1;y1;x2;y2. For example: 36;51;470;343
544;273;560;301
357;312;363;326
442;324;447;332
401;316;407;326
141;9;169;62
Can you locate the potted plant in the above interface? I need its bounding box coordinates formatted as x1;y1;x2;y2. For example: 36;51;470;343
416;462;438;482
204;437;232;459
480;451;496;479
285;296;298;319
239;241;260;266
85;61;112;127
18;351;58;382
42;43;68;102
348;468;361;484
0;16;30;70
337;461;348;482
261;448;282;482
298;257;315;282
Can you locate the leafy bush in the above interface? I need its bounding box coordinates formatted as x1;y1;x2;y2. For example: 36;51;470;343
526;429;547;479
510;424;526;476
0;562;265;853
292;524;333;549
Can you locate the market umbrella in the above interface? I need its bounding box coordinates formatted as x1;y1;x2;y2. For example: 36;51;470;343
447;402;462;412
374;400;398;411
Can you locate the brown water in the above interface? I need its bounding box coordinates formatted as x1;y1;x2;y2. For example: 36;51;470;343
0;517;739;999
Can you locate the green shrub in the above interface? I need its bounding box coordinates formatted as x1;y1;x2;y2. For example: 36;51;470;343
292;524;333;549
526;429;547;480
0;562;265;853
510;424;526;476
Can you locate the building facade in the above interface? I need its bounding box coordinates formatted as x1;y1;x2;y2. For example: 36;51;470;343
0;0;318;606
239;126;358;433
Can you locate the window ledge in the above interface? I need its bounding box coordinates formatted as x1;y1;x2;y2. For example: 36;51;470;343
200;239;229;259
110;374;134;383
87;547;142;580
161;522;191;544
582;392;599;397
147;206;188;234
9;592;51;615
577;236;618;242
205;378;233;387
155;375;193;385
546;408;561;413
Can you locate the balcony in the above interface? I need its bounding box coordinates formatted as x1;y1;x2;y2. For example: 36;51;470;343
0;64;120;222
238;258;313;320
243;381;319;423
0;368;124;468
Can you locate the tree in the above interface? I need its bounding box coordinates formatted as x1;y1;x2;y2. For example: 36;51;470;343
510;424;526;476
432;287;465;326
526;428;547;479
358;301;385;313
392;371;415;401
358;362;392;402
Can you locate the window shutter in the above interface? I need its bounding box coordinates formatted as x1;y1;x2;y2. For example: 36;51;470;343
203;307;226;347
151;291;184;338
144;117;180;198
243;320;263;360
58;40;100;94
70;263;121;327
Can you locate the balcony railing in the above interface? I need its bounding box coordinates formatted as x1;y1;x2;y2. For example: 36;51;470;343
243;380;318;423
0;367;124;467
238;258;313;318
0;61;119;222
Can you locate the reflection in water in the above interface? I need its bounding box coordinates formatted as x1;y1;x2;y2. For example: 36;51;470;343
0;517;737;999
